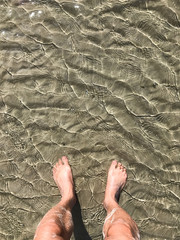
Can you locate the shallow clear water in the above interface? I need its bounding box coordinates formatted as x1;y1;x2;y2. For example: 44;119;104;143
0;0;180;239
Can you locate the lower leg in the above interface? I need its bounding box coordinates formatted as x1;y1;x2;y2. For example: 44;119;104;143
103;161;140;240
33;156;76;240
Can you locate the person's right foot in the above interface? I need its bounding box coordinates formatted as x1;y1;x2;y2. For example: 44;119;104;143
103;160;127;209
53;156;76;210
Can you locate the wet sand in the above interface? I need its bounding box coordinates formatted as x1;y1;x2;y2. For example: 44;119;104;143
0;0;180;239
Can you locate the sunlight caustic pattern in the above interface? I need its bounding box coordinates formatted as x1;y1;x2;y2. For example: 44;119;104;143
0;0;180;239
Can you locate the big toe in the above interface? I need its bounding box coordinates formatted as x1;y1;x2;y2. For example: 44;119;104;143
109;160;118;170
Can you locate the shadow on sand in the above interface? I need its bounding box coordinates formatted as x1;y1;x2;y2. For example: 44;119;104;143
72;195;92;240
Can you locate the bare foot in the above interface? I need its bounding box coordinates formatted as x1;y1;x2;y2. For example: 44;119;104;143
53;156;76;209
104;160;127;208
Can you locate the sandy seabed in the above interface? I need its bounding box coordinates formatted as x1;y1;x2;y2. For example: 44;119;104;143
0;0;180;239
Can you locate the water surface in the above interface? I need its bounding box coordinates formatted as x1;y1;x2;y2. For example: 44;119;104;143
0;0;180;239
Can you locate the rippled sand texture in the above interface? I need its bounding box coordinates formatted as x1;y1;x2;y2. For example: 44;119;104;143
0;0;180;239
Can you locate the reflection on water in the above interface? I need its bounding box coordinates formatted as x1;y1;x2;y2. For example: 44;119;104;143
0;0;180;239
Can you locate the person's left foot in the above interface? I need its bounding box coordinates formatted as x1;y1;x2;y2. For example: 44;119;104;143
53;156;76;209
103;160;127;210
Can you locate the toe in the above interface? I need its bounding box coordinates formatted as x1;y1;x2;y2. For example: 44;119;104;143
122;165;126;171
53;164;58;173
53;167;56;173
110;160;118;169
58;158;63;165
118;162;122;168
54;162;59;170
62;156;69;165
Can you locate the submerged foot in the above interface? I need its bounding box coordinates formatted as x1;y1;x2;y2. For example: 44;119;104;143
104;160;127;209
53;156;76;209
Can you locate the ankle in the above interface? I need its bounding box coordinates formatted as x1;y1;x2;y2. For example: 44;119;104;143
103;196;117;211
60;195;76;211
